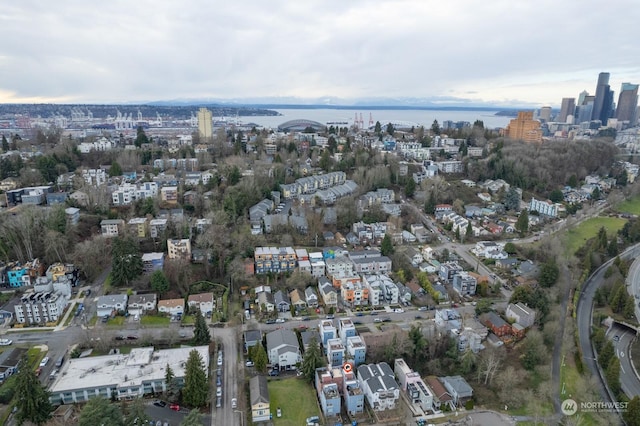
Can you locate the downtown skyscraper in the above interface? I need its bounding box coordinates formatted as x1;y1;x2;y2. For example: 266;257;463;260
616;82;639;125
591;72;614;124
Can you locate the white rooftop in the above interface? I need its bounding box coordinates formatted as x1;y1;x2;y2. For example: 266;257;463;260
50;346;209;392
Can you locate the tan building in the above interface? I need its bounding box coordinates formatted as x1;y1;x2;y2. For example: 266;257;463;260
160;186;178;204
197;107;213;139
167;239;191;260
505;111;542;143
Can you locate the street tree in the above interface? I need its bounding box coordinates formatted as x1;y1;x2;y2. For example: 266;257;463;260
111;236;143;286
14;359;53;425
78;397;123;426
150;270;170;295
165;363;179;401
192;309;211;345
182;349;209;408
301;337;323;383
503;187;521;211
404;177;416;198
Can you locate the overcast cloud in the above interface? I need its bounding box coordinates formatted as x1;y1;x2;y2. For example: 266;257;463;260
1;0;639;107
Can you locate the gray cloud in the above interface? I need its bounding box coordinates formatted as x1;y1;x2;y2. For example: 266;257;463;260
0;0;639;106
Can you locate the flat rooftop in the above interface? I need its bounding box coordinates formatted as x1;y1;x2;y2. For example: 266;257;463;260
50;346;209;392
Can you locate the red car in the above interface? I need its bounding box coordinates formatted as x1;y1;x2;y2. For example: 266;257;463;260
35;367;42;377
170;404;180;411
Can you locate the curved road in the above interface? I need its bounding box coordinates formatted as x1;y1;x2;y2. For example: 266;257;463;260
577;243;640;405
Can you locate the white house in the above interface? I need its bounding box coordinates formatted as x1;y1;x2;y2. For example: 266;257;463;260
157;298;185;316
187;292;214;315
96;294;128;318
127;294;157;317
357;362;400;411
266;329;302;370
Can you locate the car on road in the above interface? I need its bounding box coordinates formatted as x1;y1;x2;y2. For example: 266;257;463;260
394;308;404;313
265;319;276;324
231;398;237;409
269;369;279;376
39;357;49;367
355;312;364;316
127;335;138;340
0;339;12;346
85;289;91;296
115;335;124;340
613;335;620;342
216;386;222;397
216;376;222;386
216;397;222;408
370;311;377;316
275;318;285;323
353;320;362;325
326;314;334;319
418;306;428;312
382;317;391;322
217;357;223;366
302;316;310;321
153;400;167;408
169;404;180;411
246;360;254;367
373;318;382;323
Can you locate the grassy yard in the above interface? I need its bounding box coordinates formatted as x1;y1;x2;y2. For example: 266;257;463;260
615;195;640;215
267;377;320;426
563;216;627;256
140;315;170;326
107;316;126;326
181;315;195;325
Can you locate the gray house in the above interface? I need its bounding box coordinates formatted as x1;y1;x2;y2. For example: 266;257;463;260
0;348;27;382
440;376;473;407
274;290;291;313
244;330;263;353
266;329;301;370
96;294;128;317
305;286;319;308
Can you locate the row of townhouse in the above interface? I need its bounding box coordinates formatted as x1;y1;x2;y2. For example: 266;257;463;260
95;292;215;318
152;158;200;172
439;261;478;296
111;182;160;206
253;286;319;313
319;317;367;367
279;171;348;200
359;188;395;208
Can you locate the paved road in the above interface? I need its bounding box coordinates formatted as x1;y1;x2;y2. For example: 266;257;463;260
210;327;241;426
608;323;640;397
577;244;640;408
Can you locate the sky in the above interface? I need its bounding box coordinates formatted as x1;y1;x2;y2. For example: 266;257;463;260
1;0;639;107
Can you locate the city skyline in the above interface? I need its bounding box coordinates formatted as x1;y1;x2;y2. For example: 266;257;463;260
1;1;639;107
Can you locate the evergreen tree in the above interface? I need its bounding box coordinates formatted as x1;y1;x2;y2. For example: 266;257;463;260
538;261;559;288
548;188;563;203
111;237;143;287
404;177;416;198
607;239;619;257
182;349;209;408
165;363;178;400
79;397;123;426
135;126;149;147
386;122;395;136
109;160;123;177
503;187;521;211
515;209;529;234
408;325;427;362
180;409;204;426
252;344;268;373
624;295;636;319
2;134;9;152
424;192;436;215
624;396;640;426
431;120;441;135
466;221;473;238
598;340;615;370
124;399;150;426
14;359;53;425
380;234;394;256
605;357;621;396
192;309;211;345
301;337;323;383
150;270;170;295
374;121;382;135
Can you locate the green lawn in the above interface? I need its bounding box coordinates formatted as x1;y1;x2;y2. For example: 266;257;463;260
615;196;640;215
181;315;195;325
267;378;320;426
107;316;126;326
141;315;170;326
563;217;626;256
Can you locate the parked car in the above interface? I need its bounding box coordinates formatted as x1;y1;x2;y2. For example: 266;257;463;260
277;407;282;417
231;398;237;409
115;335;124;341
153;400;167;408
35;367;42;376
275;318;285;323
246;361;254;367
373;318;382;323
216;376;222;386
418;306;427;312
101;315;109;323
265;319;276;324
127;335;138;340
355;312;364;317
169;404;180;411
216;387;222;397
39;357;49;367
0;339;12;346
302;316;310;321
85;289;91;297
216;397;222;408
269;369;279;376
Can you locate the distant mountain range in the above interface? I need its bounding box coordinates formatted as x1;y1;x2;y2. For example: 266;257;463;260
145;95;533;110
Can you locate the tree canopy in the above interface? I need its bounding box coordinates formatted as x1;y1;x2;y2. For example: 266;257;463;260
182;349;209;407
14;359;53;425
78;397;123;426
192;309;211;345
111;237;143;287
